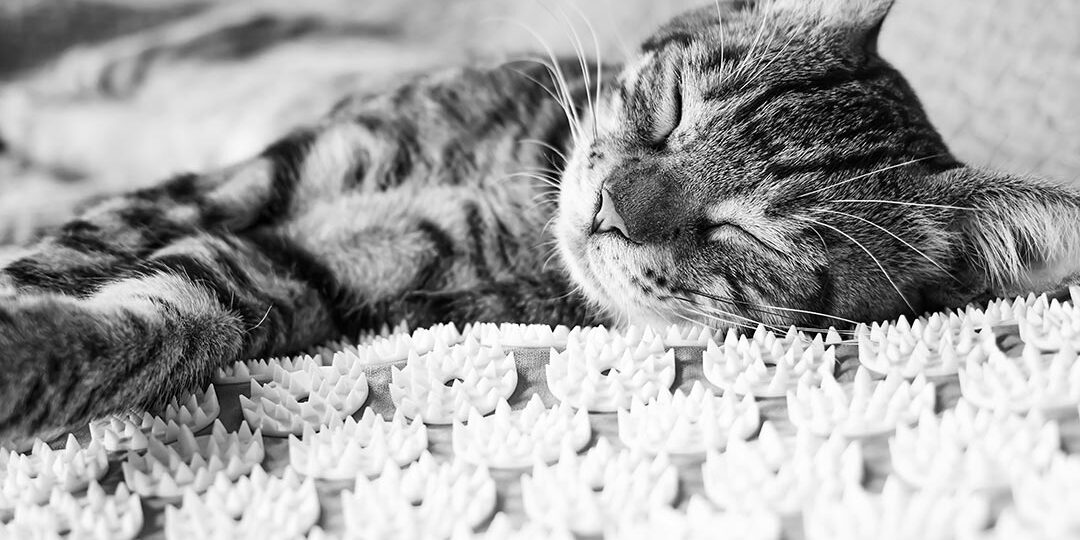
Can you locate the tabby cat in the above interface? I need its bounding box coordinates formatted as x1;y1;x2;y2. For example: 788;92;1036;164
1;0;1078;441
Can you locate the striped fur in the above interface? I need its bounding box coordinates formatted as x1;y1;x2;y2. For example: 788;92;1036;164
2;0;1079;439
0;60;602;439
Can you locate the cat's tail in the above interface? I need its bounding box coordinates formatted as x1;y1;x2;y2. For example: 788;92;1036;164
0;137;341;442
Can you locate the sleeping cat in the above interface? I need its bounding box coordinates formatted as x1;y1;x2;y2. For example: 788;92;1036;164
1;0;1078;440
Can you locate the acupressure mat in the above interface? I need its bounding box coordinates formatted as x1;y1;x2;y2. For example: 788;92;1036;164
5;291;1080;539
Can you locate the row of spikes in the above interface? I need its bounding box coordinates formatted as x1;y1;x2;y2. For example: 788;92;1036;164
547;348;676;413
452;397;591;469
520;438;679;536
786;368;936;438
959;344;1080;414
342;452;497;539
617;382;762;455
164;470;319;540
120;421;264;499
704;424;863;516
3;481;141;540
89;384;221;452
288;410;428;481
891;400;1062;493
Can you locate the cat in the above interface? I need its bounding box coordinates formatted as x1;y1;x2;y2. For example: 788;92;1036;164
1;0;1078;442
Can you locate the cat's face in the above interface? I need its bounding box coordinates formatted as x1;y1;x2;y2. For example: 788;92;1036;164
556;0;970;330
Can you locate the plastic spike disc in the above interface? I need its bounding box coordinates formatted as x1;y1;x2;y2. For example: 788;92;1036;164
239;369;368;436
164;467;318;539
1016;295;1080;351
890;399;1062;492
2;481;142;540
618;381;760;455
857;314;995;379
120;420;264;499
787;368;935;438
467;323;572;349
660;324;720;347
453;395;591;469
289;409;428;480
90;384;221;451
213;354;320;385
959;344;1080;414
703;331;836;398
803;477;990;540
1010;453;1080;537
0;434;108;509
521;438;678;535
342;452;496;539
703;423;864;515
547;343;675;411
389;338;518;424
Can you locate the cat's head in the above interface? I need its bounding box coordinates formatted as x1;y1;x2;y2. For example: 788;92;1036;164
555;0;1080;330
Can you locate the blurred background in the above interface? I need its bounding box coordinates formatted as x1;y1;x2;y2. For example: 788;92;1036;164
0;0;1076;242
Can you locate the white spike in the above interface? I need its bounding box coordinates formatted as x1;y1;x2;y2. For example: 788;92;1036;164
521;437;677;535
342;453;495;539
453;396;590;468
389;341;517;424
787;368;934;438
618;382;759;455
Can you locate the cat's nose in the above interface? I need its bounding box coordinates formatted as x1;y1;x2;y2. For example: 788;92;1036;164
591;187;631;239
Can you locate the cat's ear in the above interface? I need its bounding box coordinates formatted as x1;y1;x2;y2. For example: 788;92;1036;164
770;0;895;49
943;167;1080;300
642;1;753;52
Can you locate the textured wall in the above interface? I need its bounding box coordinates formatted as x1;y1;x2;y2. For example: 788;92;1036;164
881;0;1080;182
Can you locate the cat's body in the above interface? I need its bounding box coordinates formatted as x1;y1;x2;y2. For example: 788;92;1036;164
0;59;603;439
1;0;1079;440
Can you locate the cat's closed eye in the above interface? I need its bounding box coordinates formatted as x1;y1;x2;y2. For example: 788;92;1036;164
705;221;762;246
648;67;683;145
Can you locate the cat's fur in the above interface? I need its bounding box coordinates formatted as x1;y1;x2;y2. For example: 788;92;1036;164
1;0;1078;440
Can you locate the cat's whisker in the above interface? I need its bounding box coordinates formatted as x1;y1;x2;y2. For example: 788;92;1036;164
671;293;776;331
684;287;861;326
677;287;792;329
548;4;595;140
826;199;978;211
817;208;961;282
793;154;946;199
500;171;562;189
794;215;916;313
713;0;727;82
670;297;762;332
542;248;564;273
739;31;799;92
546;284;584;303
541;211;562;237
735;7;772;81
529;196;561;209
517;138;569;165
496;20;585;142
564;2;605;139
530;166;566;177
507;64;582;143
